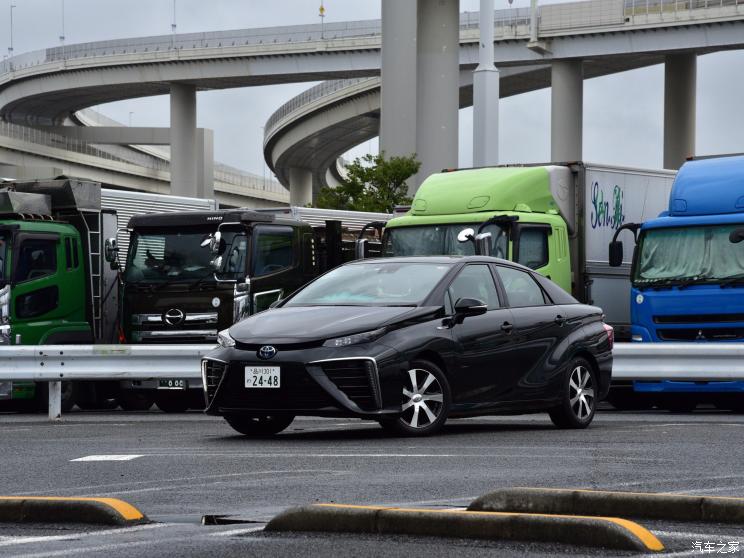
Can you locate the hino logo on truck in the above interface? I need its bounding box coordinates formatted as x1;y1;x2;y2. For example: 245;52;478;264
164;309;185;326
206;216;223;221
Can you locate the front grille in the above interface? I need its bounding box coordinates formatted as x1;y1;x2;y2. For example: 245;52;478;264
234;340;324;352
657;328;744;341
321;360;380;411
217;362;336;411
654;314;744;324
203;359;227;403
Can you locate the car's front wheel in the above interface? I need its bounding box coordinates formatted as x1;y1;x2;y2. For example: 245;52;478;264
224;413;295;437
380;360;451;437
549;357;597;429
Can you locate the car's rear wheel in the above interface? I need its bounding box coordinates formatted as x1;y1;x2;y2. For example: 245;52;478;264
549;357;597;429
224;413;295;437
380;360;451;437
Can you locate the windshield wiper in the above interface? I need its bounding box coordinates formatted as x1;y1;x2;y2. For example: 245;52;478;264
188;271;217;291
718;273;744;288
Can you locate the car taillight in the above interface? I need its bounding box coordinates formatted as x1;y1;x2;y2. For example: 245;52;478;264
118;326;127;344
603;323;614;350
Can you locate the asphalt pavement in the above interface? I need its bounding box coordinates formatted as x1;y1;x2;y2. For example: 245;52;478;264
1;407;743;557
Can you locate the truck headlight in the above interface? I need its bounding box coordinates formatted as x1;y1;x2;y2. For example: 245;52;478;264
217;329;235;348
323;328;385;348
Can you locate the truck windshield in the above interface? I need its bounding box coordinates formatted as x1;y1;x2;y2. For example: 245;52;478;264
124;229;248;283
634;224;744;284
0;232;7;286
383;224;507;258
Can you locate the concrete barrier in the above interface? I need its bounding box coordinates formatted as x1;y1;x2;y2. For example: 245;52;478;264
468;488;744;524
0;496;148;526
265;503;664;551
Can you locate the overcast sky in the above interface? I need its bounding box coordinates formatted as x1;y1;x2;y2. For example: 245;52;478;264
1;0;743;177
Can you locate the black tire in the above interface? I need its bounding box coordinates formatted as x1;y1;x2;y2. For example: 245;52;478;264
380;359;451;437
74;383;118;411
155;394;190;413
224;413;295;436
118;392;155;411
549;357;598;429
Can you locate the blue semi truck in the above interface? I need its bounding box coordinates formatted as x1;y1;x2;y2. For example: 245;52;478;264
610;155;744;412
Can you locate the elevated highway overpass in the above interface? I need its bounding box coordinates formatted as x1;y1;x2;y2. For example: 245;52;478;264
0;0;743;203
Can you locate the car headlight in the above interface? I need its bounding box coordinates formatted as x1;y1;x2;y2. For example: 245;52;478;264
323;327;385;348
217;329;235;348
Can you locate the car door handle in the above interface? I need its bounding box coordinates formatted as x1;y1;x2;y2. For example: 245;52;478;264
501;322;513;334
555;315;567;326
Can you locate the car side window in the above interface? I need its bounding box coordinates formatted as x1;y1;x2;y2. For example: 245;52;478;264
253;226;294;277
516;227;549;270
15;238;58;283
498;266;548;307
447;264;501;310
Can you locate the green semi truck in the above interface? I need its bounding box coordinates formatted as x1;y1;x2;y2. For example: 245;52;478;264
0;178;120;410
381;163;675;339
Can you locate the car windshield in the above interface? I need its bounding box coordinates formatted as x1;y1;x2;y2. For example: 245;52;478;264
124;228;248;283
0;231;7;285
634;224;744;284
285;261;453;306
383;224;507;258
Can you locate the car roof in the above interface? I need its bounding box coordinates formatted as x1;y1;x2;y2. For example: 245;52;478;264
345;255;535;272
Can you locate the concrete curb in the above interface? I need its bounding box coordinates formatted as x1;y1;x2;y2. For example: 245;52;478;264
265;504;664;552
0;496;149;526
468;488;744;524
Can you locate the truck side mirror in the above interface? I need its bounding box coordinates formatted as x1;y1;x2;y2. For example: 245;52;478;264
609;241;623;267
355;238;368;260
457;228;475;244
209;231;222;255
729;228;744;244
474;232;493;257
104;237;119;269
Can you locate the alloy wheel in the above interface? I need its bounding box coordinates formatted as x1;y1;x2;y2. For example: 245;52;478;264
569;365;595;420
401;368;444;429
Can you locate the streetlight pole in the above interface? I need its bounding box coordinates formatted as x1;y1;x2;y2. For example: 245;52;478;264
8;4;16;57
60;0;66;59
319;1;325;40
472;0;499;167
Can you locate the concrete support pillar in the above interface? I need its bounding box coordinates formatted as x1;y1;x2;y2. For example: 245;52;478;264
664;53;696;170
196;128;214;199
170;83;198;197
289;167;313;206
48;381;61;421
415;0;460;190
380;0;417;159
473;0;499;167
551;60;583;162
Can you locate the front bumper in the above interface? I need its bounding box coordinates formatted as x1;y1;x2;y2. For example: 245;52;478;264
202;344;404;418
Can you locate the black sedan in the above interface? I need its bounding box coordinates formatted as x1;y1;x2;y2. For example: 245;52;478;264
202;256;613;437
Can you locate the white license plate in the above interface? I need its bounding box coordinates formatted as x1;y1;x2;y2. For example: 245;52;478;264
245;366;280;389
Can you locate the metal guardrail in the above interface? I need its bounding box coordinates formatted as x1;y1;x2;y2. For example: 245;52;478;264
2;342;744;420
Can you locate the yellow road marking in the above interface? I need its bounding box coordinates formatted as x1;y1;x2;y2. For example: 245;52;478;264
0;496;145;521
315;503;664;551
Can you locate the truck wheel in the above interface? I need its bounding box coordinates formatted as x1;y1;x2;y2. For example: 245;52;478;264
379;360;451;437
119;392;154;411
155;394;190;413
224;414;295;436
548;358;597;429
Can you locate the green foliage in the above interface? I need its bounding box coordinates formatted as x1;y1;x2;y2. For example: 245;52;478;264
315;152;419;213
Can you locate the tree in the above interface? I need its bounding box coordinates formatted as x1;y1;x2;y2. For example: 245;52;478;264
315;152;420;213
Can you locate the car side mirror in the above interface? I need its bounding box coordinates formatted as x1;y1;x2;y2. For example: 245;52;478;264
453;297;487;324
608;241;623;267
730;228;744;244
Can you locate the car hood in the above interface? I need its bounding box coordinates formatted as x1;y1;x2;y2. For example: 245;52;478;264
229;305;438;344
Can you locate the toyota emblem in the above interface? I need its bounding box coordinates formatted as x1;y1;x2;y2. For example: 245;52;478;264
258;345;277;360
164;308;185;326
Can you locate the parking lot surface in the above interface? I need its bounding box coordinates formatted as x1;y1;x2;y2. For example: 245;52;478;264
1;408;743;557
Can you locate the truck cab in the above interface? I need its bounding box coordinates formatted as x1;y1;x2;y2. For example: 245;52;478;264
120;209;319;411
616;156;744;410
0;180;119;409
382;166;573;293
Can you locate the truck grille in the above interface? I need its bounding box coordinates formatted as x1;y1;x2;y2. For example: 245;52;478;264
654;314;744;324
203;359;227;403
657;328;744;341
320;359;380;411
